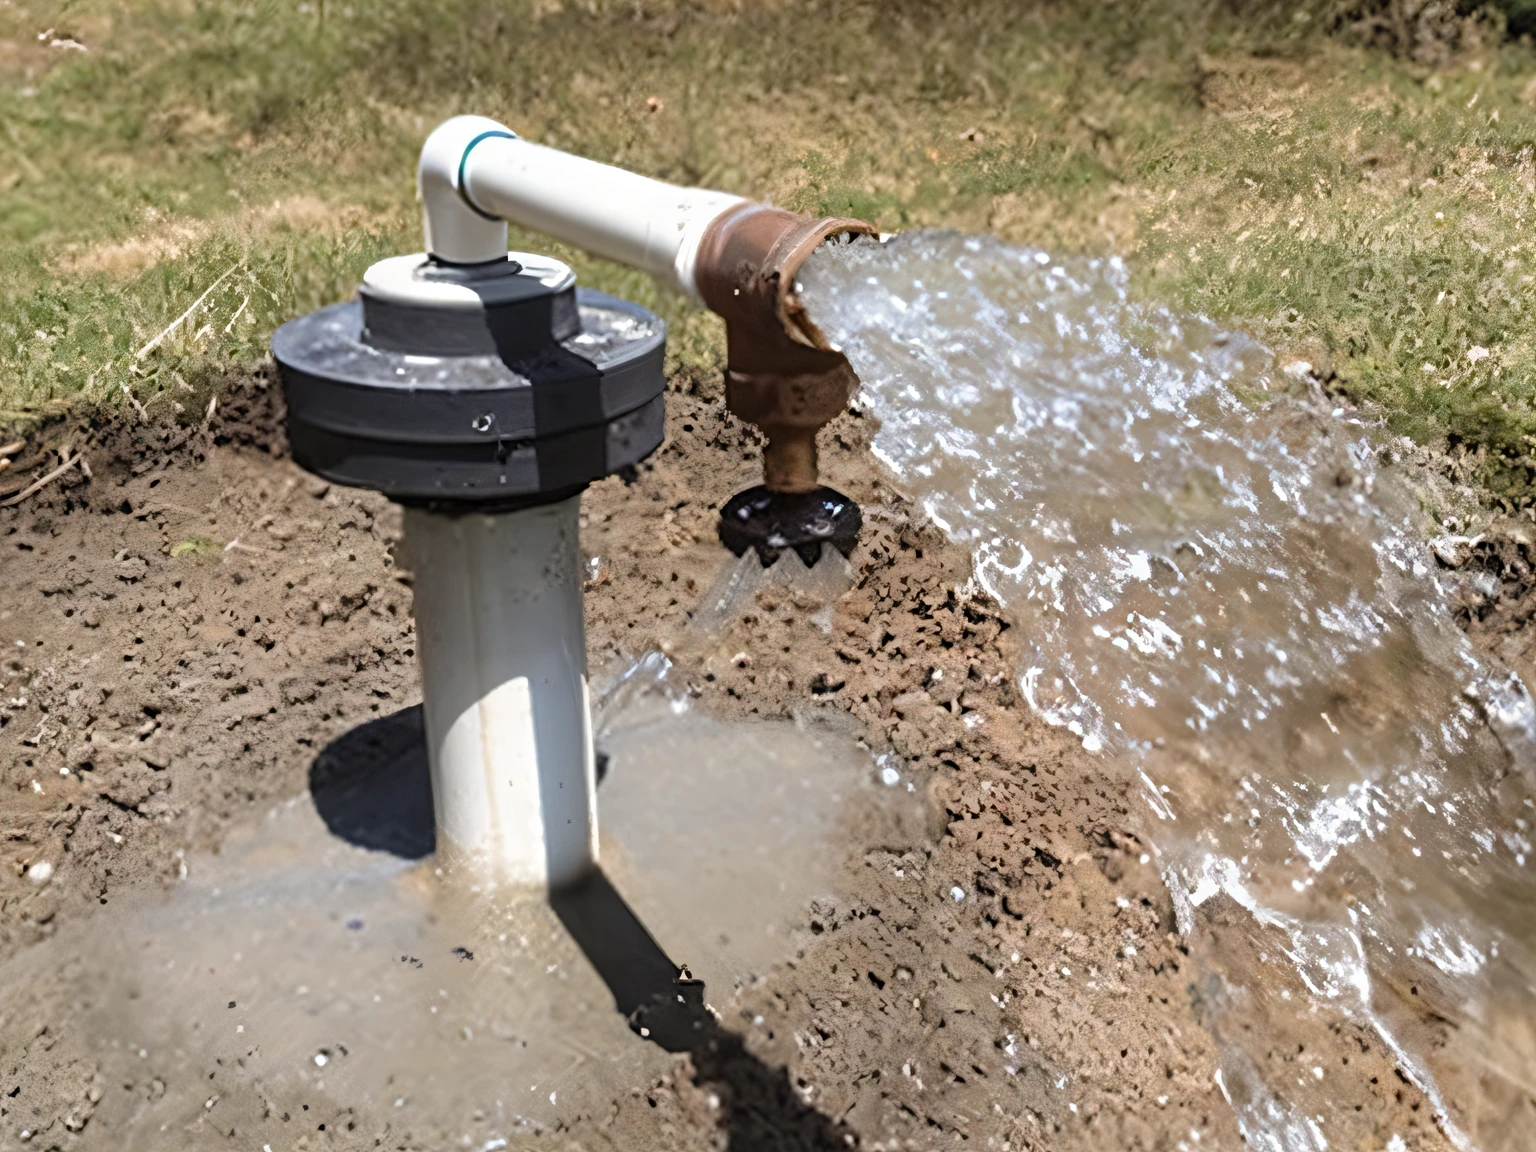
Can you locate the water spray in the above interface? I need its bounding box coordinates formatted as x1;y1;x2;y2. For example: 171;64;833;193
273;116;874;886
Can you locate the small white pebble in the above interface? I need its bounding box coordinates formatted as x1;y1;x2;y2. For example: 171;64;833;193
950;886;965;902
27;861;52;884
1061;967;1071;976
1312;1066;1324;1079
880;766;901;787
314;1052;328;1067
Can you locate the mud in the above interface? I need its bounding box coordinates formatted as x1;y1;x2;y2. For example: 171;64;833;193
0;369;1457;1149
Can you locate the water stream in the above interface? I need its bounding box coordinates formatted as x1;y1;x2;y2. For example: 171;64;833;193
799;231;1536;1150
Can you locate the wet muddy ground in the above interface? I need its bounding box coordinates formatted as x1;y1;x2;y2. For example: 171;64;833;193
0;371;1469;1150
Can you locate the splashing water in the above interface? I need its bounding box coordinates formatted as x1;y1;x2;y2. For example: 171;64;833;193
800;231;1536;1148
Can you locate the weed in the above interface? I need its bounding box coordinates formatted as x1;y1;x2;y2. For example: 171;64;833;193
169;536;218;558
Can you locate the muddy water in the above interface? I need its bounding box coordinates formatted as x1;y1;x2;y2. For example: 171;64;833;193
800;232;1536;1150
0;675;892;1150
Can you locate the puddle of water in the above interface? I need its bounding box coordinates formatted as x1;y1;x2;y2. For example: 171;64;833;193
0;675;903;1149
800;230;1536;1149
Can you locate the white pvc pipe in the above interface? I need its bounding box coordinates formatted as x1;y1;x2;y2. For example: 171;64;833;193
418;115;744;298
403;497;597;888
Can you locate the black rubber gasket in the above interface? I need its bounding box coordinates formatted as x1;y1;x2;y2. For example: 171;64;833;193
717;485;862;568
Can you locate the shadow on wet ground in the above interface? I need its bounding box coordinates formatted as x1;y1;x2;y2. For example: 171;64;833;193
553;869;855;1151
309;707;856;1151
308;705;435;859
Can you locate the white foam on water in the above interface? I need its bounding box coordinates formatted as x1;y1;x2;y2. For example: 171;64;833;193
800;230;1536;1150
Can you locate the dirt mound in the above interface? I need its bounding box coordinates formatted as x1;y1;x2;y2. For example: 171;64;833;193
0;374;1449;1149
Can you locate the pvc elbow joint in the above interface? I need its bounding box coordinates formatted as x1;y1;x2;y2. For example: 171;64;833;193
416;115;878;495
418;115;517;265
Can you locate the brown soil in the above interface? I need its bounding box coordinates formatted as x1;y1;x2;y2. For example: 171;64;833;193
0;370;1455;1150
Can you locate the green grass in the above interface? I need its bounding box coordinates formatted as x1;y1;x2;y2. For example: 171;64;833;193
169;535;218;557
5;0;1536;498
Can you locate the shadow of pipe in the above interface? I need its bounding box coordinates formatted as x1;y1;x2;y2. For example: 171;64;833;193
309;706;610;860
308;705;436;859
553;869;857;1152
310;708;853;1148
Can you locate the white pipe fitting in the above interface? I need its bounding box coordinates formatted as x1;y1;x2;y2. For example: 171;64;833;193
418;115;744;298
404;497;597;888
403;115;750;889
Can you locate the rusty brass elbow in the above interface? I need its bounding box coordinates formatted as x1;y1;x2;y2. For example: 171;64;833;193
695;203;876;564
696;203;875;493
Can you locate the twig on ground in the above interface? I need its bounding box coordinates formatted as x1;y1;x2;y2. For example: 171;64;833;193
121;384;151;423
0;441;24;457
0;452;84;508
134;263;240;360
224;295;250;333
222;477;298;559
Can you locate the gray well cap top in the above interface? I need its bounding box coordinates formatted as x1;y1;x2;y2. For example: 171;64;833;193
273;260;667;504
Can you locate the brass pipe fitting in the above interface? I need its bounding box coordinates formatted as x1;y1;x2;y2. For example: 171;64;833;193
694;203;876;494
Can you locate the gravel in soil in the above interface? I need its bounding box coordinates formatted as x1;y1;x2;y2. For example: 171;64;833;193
0;373;1453;1149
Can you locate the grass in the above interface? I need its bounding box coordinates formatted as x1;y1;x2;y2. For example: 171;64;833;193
169;536;218;558
5;0;1536;499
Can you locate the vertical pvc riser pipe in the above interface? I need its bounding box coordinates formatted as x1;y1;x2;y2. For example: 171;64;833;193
405;497;596;889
